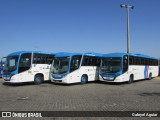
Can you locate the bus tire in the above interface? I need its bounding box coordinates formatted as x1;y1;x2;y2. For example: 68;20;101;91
128;75;133;84
81;75;88;84
34;74;43;85
148;73;152;80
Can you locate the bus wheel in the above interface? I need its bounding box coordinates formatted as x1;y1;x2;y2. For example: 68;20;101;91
148;73;152;80
128;75;133;84
34;75;42;85
81;75;88;84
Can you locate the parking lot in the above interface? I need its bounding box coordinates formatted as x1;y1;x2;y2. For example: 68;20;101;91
0;77;160;119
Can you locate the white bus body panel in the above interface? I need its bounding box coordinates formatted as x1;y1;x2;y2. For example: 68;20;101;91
51;66;99;84
99;65;158;83
4;64;51;83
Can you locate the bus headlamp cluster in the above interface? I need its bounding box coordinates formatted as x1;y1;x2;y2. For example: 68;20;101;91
10;73;15;80
3;75;11;80
3;73;15;81
113;74;121;80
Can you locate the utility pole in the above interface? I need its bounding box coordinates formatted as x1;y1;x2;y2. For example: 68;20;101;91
120;4;134;53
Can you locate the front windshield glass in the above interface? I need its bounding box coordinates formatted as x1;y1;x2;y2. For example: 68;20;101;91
100;57;122;73
3;55;19;74
51;57;70;74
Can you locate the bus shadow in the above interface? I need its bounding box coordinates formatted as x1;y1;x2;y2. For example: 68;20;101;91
95;80;124;85
2;79;151;87
3;82;34;87
50;82;84;86
139;92;160;96
95;79;149;85
131;79;152;84
49;81;97;86
2;81;51;87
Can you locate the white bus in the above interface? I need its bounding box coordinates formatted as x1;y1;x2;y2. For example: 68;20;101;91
99;53;159;83
2;51;54;84
50;52;102;84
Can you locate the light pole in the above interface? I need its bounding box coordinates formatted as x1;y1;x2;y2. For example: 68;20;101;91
120;4;134;53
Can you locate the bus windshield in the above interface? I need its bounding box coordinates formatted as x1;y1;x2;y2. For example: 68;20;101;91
3;55;19;74
100;57;122;73
51;57;70;74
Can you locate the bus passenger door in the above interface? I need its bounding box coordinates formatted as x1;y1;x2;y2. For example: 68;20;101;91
70;55;82;82
18;53;32;82
123;55;128;73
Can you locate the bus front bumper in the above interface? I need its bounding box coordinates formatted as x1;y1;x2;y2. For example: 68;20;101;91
99;75;123;83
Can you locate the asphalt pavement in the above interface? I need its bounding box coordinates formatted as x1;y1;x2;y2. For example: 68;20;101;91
0;77;160;119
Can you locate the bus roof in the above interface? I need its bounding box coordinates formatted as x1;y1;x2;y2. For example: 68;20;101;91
7;51;54;56
54;52;82;57
84;52;103;57
54;52;103;57
103;52;157;59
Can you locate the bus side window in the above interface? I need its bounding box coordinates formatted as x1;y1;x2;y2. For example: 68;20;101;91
96;58;100;66
82;56;88;66
129;56;133;65
123;55;128;73
47;56;53;64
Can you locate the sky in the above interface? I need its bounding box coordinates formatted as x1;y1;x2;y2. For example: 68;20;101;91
0;0;160;58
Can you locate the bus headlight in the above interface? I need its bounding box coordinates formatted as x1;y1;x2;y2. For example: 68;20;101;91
114;74;120;80
3;75;10;80
10;73;15;80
